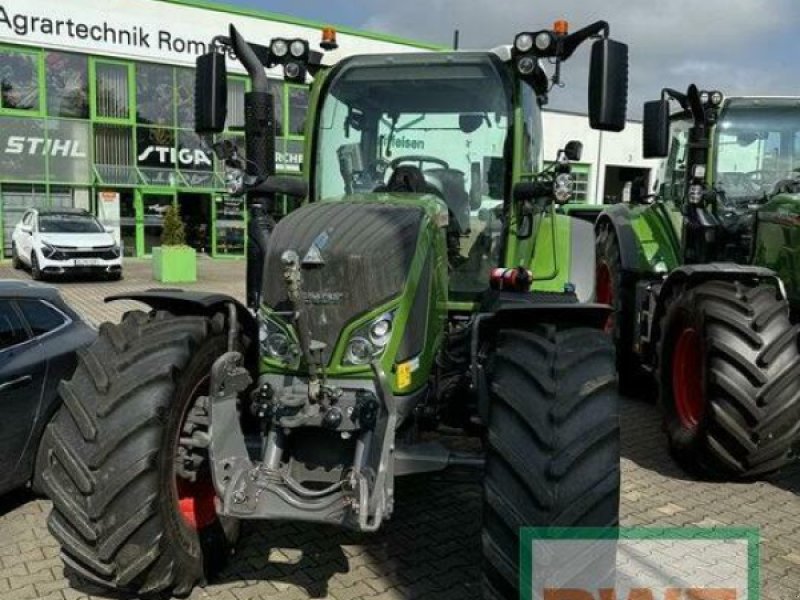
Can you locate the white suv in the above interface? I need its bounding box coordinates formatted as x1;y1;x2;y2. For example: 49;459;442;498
11;208;122;281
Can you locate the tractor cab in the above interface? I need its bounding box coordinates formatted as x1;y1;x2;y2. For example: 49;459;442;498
313;52;512;295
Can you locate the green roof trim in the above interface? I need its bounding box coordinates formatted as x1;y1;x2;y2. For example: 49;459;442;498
155;0;446;51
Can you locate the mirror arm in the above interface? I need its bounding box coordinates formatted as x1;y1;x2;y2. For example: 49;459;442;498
229;25;268;93
559;20;609;60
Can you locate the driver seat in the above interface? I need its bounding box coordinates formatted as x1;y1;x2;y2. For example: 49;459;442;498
375;165;440;196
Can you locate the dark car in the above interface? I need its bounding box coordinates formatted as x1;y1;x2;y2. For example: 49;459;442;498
0;281;96;494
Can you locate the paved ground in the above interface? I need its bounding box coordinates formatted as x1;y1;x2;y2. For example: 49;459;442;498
0;258;798;600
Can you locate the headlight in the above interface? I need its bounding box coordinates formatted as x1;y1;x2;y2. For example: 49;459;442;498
224;166;245;195
344;310;396;366
515;33;534;53
271;39;288;57
41;242;58;259
284;62;302;80
289;39;307;58
535;31;553;51
259;312;298;364
553;173;574;204
517;56;536;75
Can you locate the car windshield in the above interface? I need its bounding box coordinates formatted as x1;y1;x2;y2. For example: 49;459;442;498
315;53;513;296
715;100;800;203
39;214;104;234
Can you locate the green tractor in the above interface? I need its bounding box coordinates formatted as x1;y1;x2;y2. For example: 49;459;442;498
594;84;800;480
41;21;628;598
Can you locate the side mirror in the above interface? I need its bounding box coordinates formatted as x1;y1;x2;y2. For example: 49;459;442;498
588;38;628;132
642;100;670;158
104;226;114;234
564;140;583;162
195;52;228;134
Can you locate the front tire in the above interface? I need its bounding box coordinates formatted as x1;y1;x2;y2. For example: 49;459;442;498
658;281;800;479
481;326;620;599
30;252;43;281
595;221;647;396
41;311;239;597
11;243;22;270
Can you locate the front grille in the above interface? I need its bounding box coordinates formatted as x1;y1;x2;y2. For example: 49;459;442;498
52;246;119;260
263;202;424;364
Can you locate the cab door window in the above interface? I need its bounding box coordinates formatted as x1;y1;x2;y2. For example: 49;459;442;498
661;118;690;204
17;300;69;338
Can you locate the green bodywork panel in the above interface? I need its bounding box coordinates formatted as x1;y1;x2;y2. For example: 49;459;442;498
753;193;800;308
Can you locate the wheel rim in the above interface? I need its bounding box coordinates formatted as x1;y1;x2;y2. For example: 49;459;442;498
672;327;706;430
595;261;614;333
174;376;217;532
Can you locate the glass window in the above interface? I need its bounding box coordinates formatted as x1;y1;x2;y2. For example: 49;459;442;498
45;52;89;119
227;78;247;130
95;63;130;120
0;300;29;350
0;117;47;181
662;118;690;203
18;300;67;337
45;119;92;184
521;83;542;174
268;79;284;135
137;64;175;126
0;49;40;111
316;54;511;297
176;68;195;129
288;87;308;137
95;124;136;185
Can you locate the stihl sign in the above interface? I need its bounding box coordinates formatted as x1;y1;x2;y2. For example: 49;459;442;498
5;136;87;157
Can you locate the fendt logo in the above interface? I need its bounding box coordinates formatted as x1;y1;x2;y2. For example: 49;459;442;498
5;136;86;157
137;145;212;167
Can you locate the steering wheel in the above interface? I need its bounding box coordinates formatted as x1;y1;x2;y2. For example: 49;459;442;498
389;155;450;171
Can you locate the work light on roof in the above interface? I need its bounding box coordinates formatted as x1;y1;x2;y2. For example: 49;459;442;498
534;31;554;51
515;33;534;53
290;39;308;58
271;39;288;58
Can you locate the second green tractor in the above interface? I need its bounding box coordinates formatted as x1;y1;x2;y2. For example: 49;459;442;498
594;84;800;480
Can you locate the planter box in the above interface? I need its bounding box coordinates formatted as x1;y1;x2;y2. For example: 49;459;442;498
152;246;197;283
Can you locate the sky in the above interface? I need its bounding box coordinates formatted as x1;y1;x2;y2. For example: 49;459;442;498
226;0;799;117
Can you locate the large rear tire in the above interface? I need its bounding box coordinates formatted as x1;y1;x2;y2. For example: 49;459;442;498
595;221;648;396
40;311;239;597
658;281;800;479
481;326;620;599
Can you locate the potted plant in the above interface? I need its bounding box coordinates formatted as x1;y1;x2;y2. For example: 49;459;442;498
152;203;197;283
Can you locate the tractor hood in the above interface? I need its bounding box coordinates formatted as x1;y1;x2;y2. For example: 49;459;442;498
261;194;446;367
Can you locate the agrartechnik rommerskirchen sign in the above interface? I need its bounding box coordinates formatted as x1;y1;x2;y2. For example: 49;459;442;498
0;0;414;70
0;4;230;60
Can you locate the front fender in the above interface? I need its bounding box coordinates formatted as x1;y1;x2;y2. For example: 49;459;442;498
106;290;258;363
597;202;682;276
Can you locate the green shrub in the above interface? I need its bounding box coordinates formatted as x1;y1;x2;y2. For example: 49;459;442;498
161;203;187;247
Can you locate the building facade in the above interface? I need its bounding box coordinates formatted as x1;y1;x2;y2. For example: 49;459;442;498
0;0;434;259
0;0;659;260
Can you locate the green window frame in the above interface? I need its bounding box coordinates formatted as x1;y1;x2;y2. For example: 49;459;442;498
90;58;135;125
0;45;45;116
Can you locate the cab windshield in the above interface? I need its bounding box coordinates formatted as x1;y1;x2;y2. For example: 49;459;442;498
715;99;800;204
315;53;513;295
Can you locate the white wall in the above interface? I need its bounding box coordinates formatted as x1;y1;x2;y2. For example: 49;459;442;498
542;111;662;203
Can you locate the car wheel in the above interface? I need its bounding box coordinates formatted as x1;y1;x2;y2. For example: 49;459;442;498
11;243;23;270
31;252;44;281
